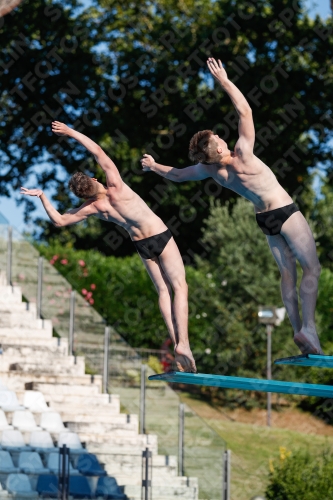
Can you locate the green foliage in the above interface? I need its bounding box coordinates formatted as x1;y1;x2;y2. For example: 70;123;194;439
147;356;164;374
3;1;333;257
38;197;313;406
266;449;333;499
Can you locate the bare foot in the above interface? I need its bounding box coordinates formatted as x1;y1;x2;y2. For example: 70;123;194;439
294;330;324;355
174;344;197;373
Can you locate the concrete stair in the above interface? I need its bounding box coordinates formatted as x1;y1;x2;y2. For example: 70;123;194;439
41;393;120;411
123;481;198;499
26;381;102;395
0;269;199;499
1;338;68;354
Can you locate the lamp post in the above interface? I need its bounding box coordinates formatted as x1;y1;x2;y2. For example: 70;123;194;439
258;306;286;427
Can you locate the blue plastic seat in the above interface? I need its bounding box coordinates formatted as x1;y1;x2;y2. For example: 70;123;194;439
0;450;19;473
76;453;107;477
6;473;37;495
95;477;126;499
69;476;92;499
18;451;49;474
47;452;80;475
36;474;59;498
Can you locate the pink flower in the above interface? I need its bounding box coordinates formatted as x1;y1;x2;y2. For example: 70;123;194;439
78;260;85;267
90;284;96;290
50;260;55;265
86;291;92;299
53;255;59;261
60;259;68;265
82;289;87;295
89;298;94;305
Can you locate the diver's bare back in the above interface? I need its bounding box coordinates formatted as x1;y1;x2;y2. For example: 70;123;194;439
92;182;167;241
207;152;293;214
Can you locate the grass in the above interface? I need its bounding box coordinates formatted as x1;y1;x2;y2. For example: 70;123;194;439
179;393;333;500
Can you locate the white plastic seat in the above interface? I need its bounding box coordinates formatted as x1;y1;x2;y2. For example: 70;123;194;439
0;391;24;411
40;412;67;433
12;411;41;432
0;481;9;498
0;450;19;473
0;379;8;391
29;431;55;452
0;410;13;430
1;430;30;451
57;432;87;455
23;391;50;413
18;451;49;474
6;473;37;497
47;452;80;475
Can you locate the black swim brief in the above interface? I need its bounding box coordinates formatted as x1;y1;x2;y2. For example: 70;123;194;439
133;228;173;260
256;203;300;236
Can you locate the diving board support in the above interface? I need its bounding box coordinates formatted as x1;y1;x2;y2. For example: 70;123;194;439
148;372;333;398
275;353;333;368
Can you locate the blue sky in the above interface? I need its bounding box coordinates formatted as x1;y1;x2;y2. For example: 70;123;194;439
0;0;331;233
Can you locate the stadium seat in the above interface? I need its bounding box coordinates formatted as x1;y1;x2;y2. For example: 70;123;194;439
0;481;9;498
46;452;80;476
29;431;55;452
76;453;106;476
23;391;50;413
69;476;92;499
0;391;24;411
58;432;86;454
1;430;30;451
95;476;126;499
40;412;67;433
18;452;49;474
0;379;8;391
12;411;41;432
6;473;37;496
0;409;13;430
36;474;59;498
0;450;19;473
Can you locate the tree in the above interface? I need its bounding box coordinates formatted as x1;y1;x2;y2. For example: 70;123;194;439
0;0;110;216
3;1;333;259
63;0;333;259
266;449;333;499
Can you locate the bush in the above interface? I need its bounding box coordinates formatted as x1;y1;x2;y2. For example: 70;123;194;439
266;448;333;499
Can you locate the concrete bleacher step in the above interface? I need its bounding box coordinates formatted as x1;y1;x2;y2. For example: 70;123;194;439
0;310;37;326
66;419;138;435
0;302;36;313
0;355;85;376
0;286;22;304
84;435;158;454
2;341;69;356
0;319;52;344
0;270;199;498
0;354;85;370
60;410;130;423
123;480;198;499
26;381;102;396
97;452;178;479
1;362;85;377
2;376;102;394
43;393;119;409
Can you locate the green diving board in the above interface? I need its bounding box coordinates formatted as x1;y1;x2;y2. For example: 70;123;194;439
274;354;333;368
148;371;333;398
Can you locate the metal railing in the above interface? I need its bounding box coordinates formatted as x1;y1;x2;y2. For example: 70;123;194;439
0;217;228;499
